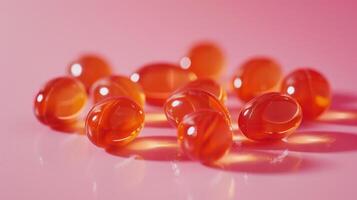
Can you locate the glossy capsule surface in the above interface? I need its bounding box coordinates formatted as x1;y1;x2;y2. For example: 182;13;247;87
86;97;145;148
34;77;87;131
91;75;145;107
178;110;233;163
181;42;225;80
164;89;231;127
67;54;112;92
131;63;196;105
281;68;331;119
232;57;282;102
238;92;302;141
175;79;227;102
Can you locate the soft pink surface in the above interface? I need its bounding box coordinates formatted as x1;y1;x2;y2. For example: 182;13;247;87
1;0;357;199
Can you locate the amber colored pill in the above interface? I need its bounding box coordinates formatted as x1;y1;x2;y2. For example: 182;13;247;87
238;92;302;141
67;54;112;92
232;57;282;102
164;89;231;127
181;42;225;80
85;97;145;148
175;79;227;102
34;77;87;131
91;75;145;107
178;110;233;163
281;68;331;119
131;63;196;106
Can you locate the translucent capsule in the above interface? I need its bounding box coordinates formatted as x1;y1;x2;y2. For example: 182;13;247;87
182;42;225;80
67;54;112;92
34;77;87;131
164;89;231;127
178;110;233;163
91;75;145;107
131;63;196;105
281;68;331;119
232;57;282;102
238;92;302;141
85;97;145;148
175;79;227;102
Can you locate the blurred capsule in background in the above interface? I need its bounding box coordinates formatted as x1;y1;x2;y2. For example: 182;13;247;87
181;42;225;80
34;76;87;132
67;54;112;92
91;75;145;107
281;68;331;120
175;78;227;103
238;92;302;141
131;63;196;106
232;57;282;102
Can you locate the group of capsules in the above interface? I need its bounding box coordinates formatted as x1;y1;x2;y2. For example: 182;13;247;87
34;42;331;163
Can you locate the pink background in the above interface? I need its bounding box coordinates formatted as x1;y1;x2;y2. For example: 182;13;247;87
1;0;357;199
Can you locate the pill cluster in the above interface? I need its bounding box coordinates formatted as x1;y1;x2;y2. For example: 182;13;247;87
34;42;331;164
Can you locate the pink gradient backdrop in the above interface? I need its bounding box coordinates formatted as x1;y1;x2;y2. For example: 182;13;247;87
1;0;357;199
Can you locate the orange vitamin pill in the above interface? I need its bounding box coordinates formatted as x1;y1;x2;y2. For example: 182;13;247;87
85;97;145;148
131;63;196;106
91;75;145;107
178;110;233;163
175;79;227;102
181;42;225;80
238;92;302;141
232;57;282;102
281;68;331;119
67;54;112;92
34;77;87;131
164;89;231;127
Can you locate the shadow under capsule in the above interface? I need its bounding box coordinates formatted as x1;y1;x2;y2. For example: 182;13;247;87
106;136;189;162
48;120;85;134
330;92;357;109
239;131;357;153
105;134;331;174
206;148;322;174
316;109;357;126
144;112;173;128
312;92;357;126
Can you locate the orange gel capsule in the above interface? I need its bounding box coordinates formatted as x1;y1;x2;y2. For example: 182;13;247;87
181;42;225;80
91;75;145;107
175;79;227;102
238;92;302;141
131;63;196;106
281;68;331;119
164;89;231;127
178;110;233;163
85;97;145;148
232;57;282;102
34;77;87;131
67;54;112;92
